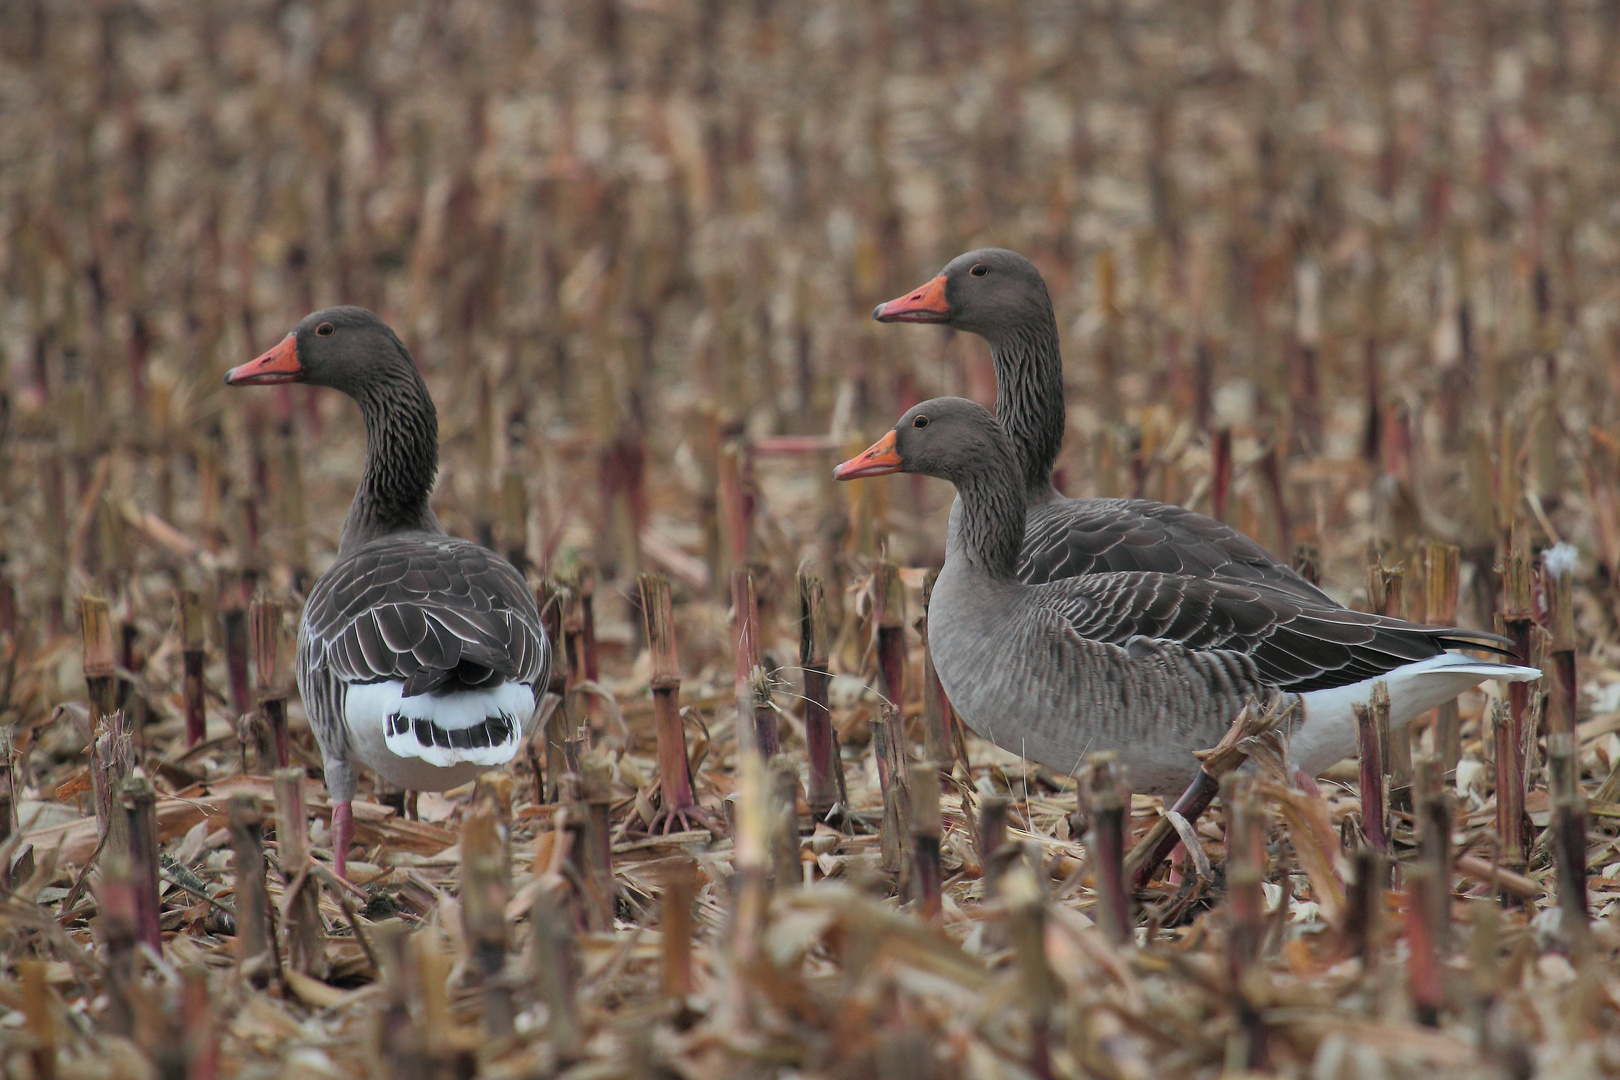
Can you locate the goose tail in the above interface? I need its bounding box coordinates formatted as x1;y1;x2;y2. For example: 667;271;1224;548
1291;652;1541;778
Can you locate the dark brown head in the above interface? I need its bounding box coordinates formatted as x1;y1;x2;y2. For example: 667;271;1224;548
834;397;1017;488
835;397;1026;575
227;306;440;551
871;249;1054;342
225;306;418;397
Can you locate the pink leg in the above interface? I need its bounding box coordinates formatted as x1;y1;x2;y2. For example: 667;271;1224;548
1292;767;1322;797
333;800;353;881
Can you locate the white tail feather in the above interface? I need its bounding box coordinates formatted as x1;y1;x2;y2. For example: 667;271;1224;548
1292;653;1540;777
343;679;534;787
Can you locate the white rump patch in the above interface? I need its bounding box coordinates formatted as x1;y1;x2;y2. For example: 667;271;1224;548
346;679;534;771
1292;653;1540;776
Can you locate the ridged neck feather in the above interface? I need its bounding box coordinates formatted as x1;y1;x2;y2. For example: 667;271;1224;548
951;457;1028;582
984;312;1065;496
340;369;444;554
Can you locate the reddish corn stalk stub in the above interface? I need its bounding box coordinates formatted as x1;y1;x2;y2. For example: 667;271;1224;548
1548;734;1589;951
218;571;252;721
535;580;569;804
907;761;943;924
248;595;291;768
95;854;139;1038
1490;699;1527;881
731;570;777;759
1000;860;1058;1080
870;705;911;877
872;560;906;712
560;568;599;738
1414;756;1453;955
93;721;135;854
0;557;17;643
1543;553;1588;950
273;766;326;979
638;574;701;829
80;594;118;734
799;572;844;822
1425;542;1463;775
374;924;426;1072
1361;335;1384;468
717;439;751;573
1257;439;1292;556
726;754;772;1030
578;752;617;931
117;617;143;727
1543;547;1579;748
500;470;529;575
1222;774;1269;1071
660;857;697;1004
768;754;802;890
179;965;219;1080
576;564;600;687
531;879;584;1061
228;792;273;987
977;793;1010;896
460;805;514;1041
1083;751;1131;947
1497;524;1536;866
1353;696;1387;853
1210;427;1232;523
1405;862;1444;1026
119;773;163;953
178;589;207;747
1367;567;1412;811
0;766;13;853
20;959;57;1080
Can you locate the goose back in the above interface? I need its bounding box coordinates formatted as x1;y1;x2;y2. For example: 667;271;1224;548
298;529;549;790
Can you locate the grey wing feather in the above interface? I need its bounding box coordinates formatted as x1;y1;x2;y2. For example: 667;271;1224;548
297;533;550;753
1020;497;1335;603
1036;571;1502;694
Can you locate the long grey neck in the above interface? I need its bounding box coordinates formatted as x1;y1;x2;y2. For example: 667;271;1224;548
950;460;1028;582
339;369;444;555
985;313;1065;498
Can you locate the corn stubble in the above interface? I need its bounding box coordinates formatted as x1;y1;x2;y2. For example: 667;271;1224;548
4;1;1620;1076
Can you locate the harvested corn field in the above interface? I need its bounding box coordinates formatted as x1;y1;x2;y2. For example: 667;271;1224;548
3;2;1620;1077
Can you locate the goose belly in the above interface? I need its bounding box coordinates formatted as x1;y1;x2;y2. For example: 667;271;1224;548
343;680;535;790
927;578;1247;795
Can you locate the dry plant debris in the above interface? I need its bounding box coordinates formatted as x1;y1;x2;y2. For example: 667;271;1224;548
4;1;1620;1077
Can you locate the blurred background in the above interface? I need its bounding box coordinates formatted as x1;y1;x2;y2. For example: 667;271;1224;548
3;0;1619;674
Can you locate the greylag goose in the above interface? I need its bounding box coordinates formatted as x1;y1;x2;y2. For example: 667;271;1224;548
874;248;1332;601
226;306;549;878
834;398;1539;792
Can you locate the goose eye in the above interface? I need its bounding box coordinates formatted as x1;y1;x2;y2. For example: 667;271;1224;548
316;322;335;337
912;415;930;429
969;264;989;277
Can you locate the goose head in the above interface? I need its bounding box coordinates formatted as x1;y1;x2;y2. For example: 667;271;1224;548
225;305;416;395
833;397;1015;486
872;248;1053;339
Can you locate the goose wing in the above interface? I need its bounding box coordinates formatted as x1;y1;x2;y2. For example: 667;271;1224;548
1020;497;1335;603
301;533;549;697
1037;571;1507;693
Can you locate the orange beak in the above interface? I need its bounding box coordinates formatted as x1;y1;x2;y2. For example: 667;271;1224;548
833;430;903;480
872;274;949;323
225;335;303;386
